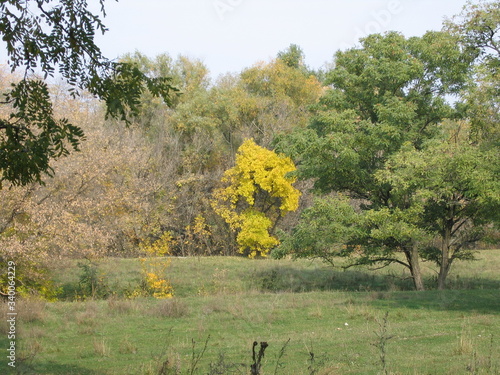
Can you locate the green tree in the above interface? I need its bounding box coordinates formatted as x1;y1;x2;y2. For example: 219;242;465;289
376;121;500;289
445;0;500;66
276;31;476;290
212;139;301;258
277;44;306;70
0;0;177;187
446;0;500;146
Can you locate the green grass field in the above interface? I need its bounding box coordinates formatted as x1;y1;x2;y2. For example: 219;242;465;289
1;251;500;374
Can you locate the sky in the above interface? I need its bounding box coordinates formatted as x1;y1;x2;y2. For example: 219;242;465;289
94;0;471;79
1;0;472;80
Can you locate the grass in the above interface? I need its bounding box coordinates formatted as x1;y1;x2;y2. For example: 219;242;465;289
1;251;499;374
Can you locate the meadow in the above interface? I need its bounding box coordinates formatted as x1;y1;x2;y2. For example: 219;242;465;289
1;251;500;375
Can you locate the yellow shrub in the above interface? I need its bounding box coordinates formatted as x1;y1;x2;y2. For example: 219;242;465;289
136;232;174;299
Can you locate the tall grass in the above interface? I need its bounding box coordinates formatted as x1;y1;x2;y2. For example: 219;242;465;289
1;251;499;374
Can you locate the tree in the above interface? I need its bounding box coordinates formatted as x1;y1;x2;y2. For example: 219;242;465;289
212;139;301;258
445;0;500;66
231;58;323;148
0;0;177;187
446;0;500;146
376;121;500;289
277;44;306;70
276;31;476;290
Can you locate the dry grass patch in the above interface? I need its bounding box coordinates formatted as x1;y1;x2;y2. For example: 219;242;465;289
93;338;110;357
147;298;189;318
119;335;138;354
0;302;9;335
75;301;101;334
25;326;46;339
17;298;47;323
344;300;377;321
107;296;140;315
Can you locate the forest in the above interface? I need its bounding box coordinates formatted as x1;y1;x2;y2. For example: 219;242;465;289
1;0;499;298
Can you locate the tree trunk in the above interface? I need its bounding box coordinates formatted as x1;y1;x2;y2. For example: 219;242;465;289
406;245;425;291
438;218;453;290
437;262;452;290
437;239;452;290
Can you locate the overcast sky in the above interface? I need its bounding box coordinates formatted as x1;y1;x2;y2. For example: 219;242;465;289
94;0;471;79
3;1;469;81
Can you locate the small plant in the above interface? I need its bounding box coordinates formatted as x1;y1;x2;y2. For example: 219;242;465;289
136;232;175;299
273;338;290;375
189;335;211;375
456;325;474;356
261;268;280;292
485;334;498;374
77;259;110;299
145;272;174;299
93;338;110;357
465;334;499;375
372;311;394;375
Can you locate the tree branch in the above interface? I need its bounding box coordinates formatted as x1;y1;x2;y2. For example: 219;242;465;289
343;257;410;270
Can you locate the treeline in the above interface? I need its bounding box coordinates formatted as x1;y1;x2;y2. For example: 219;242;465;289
0;44;323;293
1;1;500;294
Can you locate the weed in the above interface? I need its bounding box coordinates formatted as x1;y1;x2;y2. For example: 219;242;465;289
93;338;110;357
304;340;332;375
260;268;280;292
189;335;210;375
143;328;183;375
308;350;318;375
208;352;245;375
25;326;46;340
372;312;394;375
485;334;498;374
212;268;229;294
273;338;290;375
465;334;499;375
455;319;474;356
307;303;324;319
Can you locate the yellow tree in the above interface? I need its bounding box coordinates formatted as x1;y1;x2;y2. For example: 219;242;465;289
212;139;301;257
